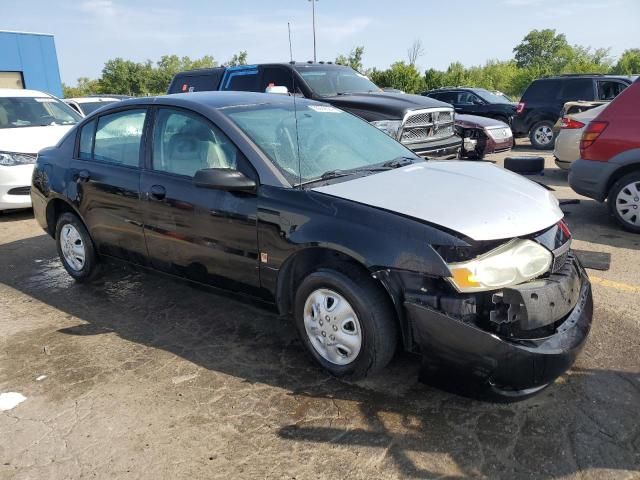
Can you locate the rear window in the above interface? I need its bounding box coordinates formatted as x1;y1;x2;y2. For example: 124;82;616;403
170;73;222;94
221;69;260;92
522;79;561;101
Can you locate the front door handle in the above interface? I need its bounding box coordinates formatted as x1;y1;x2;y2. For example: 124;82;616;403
149;184;166;200
77;170;90;182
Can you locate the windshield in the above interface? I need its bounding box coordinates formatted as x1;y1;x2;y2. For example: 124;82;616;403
0;96;82;129
295;66;381;97
225;102;415;185
79;100;118;115
476;89;512;104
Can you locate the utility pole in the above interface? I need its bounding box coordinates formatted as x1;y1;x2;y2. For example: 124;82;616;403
309;0;318;62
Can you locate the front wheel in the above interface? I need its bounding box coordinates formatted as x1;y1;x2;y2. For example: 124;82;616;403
294;268;397;380
55;212;101;281
529;120;555;150
608;172;640;233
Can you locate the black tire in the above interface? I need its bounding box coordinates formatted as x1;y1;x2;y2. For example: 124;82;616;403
529;120;555;150
293;267;397;380
608;171;640;233
503;156;545;174
55;212;100;282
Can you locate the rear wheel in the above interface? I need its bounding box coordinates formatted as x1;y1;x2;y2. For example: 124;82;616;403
529;120;555;150
55;212;100;281
608;172;640;233
294;267;397;380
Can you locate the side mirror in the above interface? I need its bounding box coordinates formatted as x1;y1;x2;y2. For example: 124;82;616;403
265;85;289;95
193;168;257;194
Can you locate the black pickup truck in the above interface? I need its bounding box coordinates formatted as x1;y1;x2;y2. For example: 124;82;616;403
167;62;461;158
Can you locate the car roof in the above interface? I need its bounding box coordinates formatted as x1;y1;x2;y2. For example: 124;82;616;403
67;97;121;103
110;90;325;111
0;88;52;98
537;75;633;81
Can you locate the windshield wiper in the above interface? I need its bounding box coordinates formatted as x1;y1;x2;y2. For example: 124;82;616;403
381;156;418;169
297;166;390;186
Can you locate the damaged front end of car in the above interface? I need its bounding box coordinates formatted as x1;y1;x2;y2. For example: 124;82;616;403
375;221;593;400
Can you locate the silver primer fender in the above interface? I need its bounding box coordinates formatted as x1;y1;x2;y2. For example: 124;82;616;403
313;161;563;241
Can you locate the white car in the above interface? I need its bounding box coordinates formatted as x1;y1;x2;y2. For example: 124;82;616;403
553;103;608;170
0;88;81;211
64;96;124;117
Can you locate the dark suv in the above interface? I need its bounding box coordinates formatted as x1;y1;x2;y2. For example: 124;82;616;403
512;74;634;150
168;63;461;159
422;87;517;124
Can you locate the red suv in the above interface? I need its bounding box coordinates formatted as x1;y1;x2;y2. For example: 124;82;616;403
569;78;640;232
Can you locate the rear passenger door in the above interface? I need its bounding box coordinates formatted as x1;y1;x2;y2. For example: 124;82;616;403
69;108;149;263
140;106;260;293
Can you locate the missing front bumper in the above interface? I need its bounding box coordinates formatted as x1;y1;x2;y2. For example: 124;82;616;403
406;261;593;398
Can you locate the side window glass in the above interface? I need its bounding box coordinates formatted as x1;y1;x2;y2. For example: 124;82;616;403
78;120;95;160
93;109;146;167
222;70;260;92
152;108;239;177
598;81;627;100
560;79;594;101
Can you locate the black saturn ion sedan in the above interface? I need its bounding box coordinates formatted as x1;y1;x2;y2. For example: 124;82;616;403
31;91;593;400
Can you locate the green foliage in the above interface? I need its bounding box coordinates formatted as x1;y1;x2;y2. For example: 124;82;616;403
335;46;365;72
226;51;248;67
612;49;640;74
369;62;425;93
513;29;572;72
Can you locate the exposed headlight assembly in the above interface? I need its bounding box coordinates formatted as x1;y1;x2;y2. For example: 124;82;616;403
0;151;37;166
370;120;402;139
447;239;552;293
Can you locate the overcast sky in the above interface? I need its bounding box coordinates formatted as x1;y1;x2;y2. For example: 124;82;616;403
3;0;639;84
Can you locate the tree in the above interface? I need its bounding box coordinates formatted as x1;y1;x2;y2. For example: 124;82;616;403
370;62;425;93
407;39;425;67
612;48;640;74
335;46;365;72
513;29;573;72
63;77;102;97
226;51;248;67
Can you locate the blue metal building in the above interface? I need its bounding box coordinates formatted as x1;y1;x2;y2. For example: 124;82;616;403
0;31;63;98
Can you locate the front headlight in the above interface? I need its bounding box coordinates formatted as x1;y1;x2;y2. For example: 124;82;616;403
370;120;402;139
447;239;552;293
485;126;513;141
0;151;37;166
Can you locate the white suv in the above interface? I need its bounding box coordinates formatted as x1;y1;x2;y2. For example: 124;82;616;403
0;88;81;212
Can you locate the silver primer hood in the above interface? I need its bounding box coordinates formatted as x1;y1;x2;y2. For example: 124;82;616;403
313;161;563;241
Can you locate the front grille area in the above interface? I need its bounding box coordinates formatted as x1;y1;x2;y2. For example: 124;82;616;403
551;241;571;273
400;108;455;144
7;186;31;196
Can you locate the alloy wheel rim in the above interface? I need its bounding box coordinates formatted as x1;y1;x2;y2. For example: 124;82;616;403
303;288;362;366
534;125;553;145
60;224;86;271
615;180;640;226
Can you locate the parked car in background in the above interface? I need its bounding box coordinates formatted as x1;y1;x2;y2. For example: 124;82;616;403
422;87;517;125
167;63;462;159
512;74;634;150
552;100;607;138
31;91;592;400
64;96;128;117
456;114;513;159
554;103;608;170
569;79;640;232
0;88;81;212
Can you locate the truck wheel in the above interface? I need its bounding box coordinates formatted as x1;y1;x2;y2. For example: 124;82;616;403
529;120;555;150
608;172;640;233
55;212;101;281
294;267;397;380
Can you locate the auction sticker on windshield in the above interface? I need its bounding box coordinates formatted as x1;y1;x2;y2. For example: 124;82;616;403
308;105;342;113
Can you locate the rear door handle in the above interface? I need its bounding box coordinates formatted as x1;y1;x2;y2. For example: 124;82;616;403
77;170;90;182
149;184;166;200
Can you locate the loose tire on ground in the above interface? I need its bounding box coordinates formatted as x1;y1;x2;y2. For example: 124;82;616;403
293;267;397;380
55;212;101;282
608;171;640;233
504;156;545;175
529;120;555;150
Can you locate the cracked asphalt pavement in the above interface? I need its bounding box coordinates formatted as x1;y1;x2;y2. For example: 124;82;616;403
1;146;639;479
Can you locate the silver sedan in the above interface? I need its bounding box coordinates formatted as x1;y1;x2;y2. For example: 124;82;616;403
554;103;608;170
